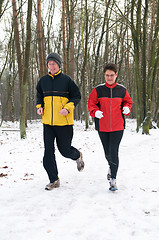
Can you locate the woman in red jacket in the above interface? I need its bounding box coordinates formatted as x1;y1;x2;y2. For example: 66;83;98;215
88;63;133;191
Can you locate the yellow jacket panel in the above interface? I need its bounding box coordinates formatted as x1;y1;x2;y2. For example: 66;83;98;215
36;71;81;126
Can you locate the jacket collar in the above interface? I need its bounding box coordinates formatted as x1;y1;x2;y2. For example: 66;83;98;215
105;81;117;88
48;70;61;78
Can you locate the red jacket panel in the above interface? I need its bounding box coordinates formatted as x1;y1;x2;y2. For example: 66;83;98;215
88;82;133;132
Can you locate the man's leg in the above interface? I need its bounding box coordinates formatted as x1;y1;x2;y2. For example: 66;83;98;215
54;125;84;171
55;125;80;160
43;124;58;182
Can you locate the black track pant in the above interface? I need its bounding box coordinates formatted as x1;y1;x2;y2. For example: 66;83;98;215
43;124;80;182
98;130;123;179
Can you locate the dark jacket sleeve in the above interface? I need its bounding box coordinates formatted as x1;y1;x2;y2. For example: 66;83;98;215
68;79;81;107
36;80;44;108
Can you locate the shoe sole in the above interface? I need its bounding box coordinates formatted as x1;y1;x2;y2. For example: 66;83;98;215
45;185;60;190
45;180;60;190
109;186;118;191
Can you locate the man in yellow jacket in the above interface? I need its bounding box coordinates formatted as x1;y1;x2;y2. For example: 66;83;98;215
36;52;84;190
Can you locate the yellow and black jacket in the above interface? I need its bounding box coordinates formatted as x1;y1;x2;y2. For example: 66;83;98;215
36;71;81;126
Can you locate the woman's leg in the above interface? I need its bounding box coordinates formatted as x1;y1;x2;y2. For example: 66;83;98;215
108;131;123;178
98;130;123;179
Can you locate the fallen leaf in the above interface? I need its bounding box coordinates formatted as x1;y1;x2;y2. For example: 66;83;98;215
0;173;8;177
23;178;33;181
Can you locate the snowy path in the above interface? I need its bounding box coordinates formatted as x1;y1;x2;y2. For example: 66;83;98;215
0;120;159;240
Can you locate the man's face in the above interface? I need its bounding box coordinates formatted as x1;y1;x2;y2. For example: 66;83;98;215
104;70;118;85
48;61;60;75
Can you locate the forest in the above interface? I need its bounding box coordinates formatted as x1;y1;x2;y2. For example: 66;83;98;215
0;0;159;138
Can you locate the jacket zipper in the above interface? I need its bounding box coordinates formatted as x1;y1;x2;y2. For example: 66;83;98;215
51;76;54;125
51;96;53;125
110;86;112;131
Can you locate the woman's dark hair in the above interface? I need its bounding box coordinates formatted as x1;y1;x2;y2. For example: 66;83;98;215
104;63;117;73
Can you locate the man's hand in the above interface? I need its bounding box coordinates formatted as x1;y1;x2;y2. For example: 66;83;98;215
37;107;43;115
59;108;69;116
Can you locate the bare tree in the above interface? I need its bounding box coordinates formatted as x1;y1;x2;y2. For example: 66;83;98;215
81;0;89;129
130;0;159;134
37;0;47;77
12;0;32;138
0;0;9;19
69;0;75;80
93;0;111;86
62;0;67;73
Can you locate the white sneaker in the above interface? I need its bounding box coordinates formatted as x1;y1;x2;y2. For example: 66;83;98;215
76;152;84;171
45;178;60;190
109;178;118;191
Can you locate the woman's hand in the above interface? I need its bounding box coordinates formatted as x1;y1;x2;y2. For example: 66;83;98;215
95;110;104;119
122;106;130;115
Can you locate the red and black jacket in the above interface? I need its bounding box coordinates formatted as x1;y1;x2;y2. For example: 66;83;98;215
88;82;133;132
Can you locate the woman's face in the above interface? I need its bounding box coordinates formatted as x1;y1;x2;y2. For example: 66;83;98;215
104;70;118;85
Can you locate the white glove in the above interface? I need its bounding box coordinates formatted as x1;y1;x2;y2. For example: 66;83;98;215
122;106;130;115
95;110;104;119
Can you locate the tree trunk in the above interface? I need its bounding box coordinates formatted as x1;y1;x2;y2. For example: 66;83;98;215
142;0;159;134
69;0;75;80
37;0;47;78
81;0;89;129
130;0;143;132
93;0;111;86
20;0;32;138
12;0;32;138
12;0;23;91
12;0;24;137
62;0;67;73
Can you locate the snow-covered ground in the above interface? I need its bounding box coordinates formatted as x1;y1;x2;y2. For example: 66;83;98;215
0;119;159;240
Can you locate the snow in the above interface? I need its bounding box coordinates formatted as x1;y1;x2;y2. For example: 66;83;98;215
0;119;159;240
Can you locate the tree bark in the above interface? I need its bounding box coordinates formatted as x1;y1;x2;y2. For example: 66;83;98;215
37;0;47;77
62;0;67;73
20;0;32;138
142;0;159;134
12;0;32;138
81;0;89;129
69;0;75;80
93;0;111;86
130;0;143;132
